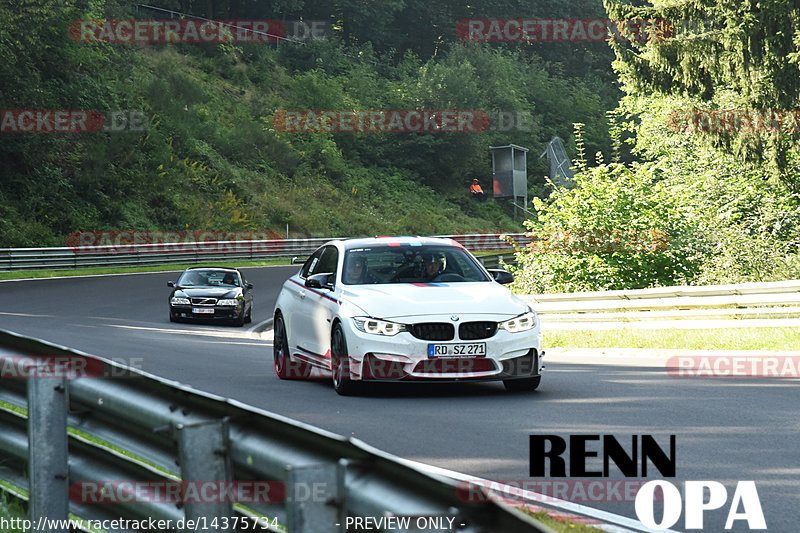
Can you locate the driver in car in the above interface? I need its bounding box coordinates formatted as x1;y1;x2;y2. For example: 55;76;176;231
421;251;445;281
344;254;376;284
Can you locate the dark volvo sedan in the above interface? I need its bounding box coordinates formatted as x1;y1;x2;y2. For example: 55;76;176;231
168;267;254;326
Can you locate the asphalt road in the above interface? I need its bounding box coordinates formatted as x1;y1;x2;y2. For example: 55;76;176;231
1;267;797;532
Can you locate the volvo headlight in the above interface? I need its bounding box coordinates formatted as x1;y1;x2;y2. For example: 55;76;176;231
217;298;239;306
353;317;406;336
498;310;538;333
171;297;190;305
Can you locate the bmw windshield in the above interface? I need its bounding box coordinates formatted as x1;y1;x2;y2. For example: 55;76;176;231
342;245;491;285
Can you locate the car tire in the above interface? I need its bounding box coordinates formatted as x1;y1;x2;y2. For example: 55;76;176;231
503;376;541;392
331;323;360;396
169;312;176;322
232;309;246;327
245;304;252;323
273;314;310;379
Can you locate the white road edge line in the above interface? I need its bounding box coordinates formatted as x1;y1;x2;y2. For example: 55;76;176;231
249;318;273;335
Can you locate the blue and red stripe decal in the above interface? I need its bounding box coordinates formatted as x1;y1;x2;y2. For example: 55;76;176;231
290;278;341;305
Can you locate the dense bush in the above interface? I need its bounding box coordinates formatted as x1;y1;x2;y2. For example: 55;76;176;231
622;93;800;284
510;94;800;293
509;159;702;293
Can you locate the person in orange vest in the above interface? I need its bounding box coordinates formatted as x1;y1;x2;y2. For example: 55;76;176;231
470;178;486;201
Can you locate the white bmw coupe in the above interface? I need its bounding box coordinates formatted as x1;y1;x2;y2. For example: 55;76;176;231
272;236;544;395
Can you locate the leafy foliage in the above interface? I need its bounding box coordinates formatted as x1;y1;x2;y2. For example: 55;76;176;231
619;91;800;284
508;0;800;294
511;91;800;294
509;160;700;293
604;0;800;185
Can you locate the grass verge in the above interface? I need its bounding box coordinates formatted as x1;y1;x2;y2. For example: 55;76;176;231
0;491;26;533
0;259;291;281
544;327;800;351
524;509;603;532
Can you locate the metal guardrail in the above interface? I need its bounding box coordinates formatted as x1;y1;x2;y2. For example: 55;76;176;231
0;329;552;533
0;234;528;272
521;279;800;327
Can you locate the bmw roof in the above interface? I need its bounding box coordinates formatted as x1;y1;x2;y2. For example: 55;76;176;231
336;236;463;250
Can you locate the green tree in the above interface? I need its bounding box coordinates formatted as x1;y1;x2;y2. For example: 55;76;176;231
618;91;800;283
604;0;800;186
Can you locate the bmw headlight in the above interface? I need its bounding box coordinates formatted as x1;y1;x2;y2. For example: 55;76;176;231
171;297;190;305
498;310;538;333
217;298;239;306
353;317;406;336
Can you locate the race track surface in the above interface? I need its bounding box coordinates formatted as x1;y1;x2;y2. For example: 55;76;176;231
1;267;797;532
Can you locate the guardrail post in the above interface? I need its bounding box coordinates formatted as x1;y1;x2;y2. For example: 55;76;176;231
27;371;69;532
287;463;342;533
177;418;233;532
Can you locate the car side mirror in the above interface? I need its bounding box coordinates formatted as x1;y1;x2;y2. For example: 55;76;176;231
488;269;514;285
167;281;175;287
305;273;334;290
246;283;254;290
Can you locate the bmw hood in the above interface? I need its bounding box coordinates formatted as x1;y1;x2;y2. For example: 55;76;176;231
341;282;529;320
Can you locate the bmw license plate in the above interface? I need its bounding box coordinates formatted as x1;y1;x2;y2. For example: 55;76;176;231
192;308;215;314
428;343;486;357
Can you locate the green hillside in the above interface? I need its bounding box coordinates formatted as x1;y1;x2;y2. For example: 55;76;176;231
4;0;798;290
0;0;616;247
